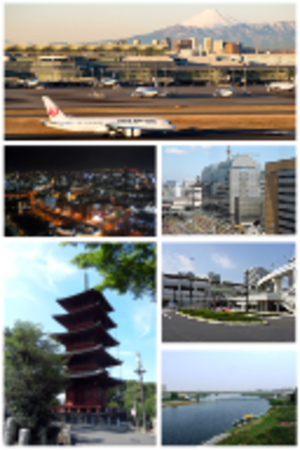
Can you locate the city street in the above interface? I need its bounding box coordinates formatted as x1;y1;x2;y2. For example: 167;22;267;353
162;309;295;342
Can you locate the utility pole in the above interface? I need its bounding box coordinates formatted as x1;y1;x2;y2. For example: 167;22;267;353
189;258;195;308
245;269;249;313
134;352;146;433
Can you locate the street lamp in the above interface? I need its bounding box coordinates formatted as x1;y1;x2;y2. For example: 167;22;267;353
189;258;195;308
245;270;249;313
134;352;146;433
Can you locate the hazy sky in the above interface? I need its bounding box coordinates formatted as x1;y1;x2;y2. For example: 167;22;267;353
162;145;296;182
4;242;156;382
163;350;297;391
163;242;295;283
5;3;295;44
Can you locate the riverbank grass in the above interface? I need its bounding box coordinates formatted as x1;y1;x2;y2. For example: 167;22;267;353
162;400;196;408
178;309;265;324
217;404;297;445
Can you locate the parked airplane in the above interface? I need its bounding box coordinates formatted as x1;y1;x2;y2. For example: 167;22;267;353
131;77;168;98
266;81;295;92
131;86;159;98
17;76;39;88
41;96;175;137
213;87;233;98
100;77;120;87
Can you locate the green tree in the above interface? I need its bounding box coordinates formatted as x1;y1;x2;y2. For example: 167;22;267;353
5;321;67;430
106;380;156;428
66;243;156;299
170;392;179;400
290;388;297;405
144;395;156;427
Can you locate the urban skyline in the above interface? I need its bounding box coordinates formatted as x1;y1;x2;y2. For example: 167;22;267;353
162;145;296;182
5;4;295;44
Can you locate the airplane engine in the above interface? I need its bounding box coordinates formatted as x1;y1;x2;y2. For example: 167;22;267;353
123;128;142;138
95;124;109;134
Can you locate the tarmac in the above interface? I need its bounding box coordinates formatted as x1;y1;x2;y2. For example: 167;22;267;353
5;85;295;109
162;310;295;342
5;85;295;140
71;424;155;446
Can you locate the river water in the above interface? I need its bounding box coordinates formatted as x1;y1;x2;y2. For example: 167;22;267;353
162;394;270;445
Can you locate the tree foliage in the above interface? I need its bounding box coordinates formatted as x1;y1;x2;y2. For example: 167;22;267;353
66;243;156;299
107;380;156;428
170;392;179;400
5;321;67;429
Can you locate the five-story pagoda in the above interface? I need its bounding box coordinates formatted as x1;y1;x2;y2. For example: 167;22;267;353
53;288;122;413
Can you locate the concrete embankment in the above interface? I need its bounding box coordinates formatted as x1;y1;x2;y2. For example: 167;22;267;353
202;432;230;445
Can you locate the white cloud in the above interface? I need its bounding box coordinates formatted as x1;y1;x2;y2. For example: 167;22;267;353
163;253;195;274
4;243;77;302
132;303;155;338
165;147;187;155
211;253;235;269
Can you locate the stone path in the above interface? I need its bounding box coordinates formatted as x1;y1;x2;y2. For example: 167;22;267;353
71;424;155;446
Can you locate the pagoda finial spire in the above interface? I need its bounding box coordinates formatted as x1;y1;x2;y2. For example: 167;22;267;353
84;272;89;291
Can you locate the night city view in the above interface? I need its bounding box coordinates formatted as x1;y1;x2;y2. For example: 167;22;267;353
5;146;156;237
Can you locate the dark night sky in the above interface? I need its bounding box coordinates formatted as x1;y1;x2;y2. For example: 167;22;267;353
5;146;156;172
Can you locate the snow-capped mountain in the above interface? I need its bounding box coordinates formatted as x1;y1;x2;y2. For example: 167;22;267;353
181;8;239;29
124;8;295;51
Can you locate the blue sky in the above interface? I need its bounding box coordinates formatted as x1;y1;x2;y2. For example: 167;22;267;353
163;242;295;283
162;145;296;182
163;350;297;391
3;242;156;382
5;3;295;44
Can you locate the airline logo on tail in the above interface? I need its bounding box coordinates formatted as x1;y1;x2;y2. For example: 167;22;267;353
49;106;60;118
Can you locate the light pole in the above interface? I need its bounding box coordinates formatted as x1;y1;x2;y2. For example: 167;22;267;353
134;352;146;433
245;270;249;313
189;258;195;308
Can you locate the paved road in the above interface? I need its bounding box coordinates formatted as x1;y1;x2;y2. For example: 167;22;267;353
162;310;295;342
71;425;155;446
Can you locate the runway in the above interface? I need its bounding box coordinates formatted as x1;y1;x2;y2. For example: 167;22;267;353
5;85;295;140
6;129;294;141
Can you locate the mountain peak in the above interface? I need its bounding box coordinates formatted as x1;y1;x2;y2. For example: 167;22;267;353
181;8;239;29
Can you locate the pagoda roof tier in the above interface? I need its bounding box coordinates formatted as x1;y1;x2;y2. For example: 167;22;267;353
53;303;116;331
57;289;114;314
68;369;123;388
53;321;119;348
67;345;122;368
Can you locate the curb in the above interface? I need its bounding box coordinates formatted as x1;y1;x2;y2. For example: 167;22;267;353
176;312;267;326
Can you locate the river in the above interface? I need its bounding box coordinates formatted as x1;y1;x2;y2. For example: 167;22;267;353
162;394;270;445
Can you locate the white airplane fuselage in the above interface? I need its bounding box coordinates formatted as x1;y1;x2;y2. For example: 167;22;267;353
41;96;175;136
101;78;119;87
267;82;295;92
214;88;233;98
132;87;158;98
43;116;173;133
